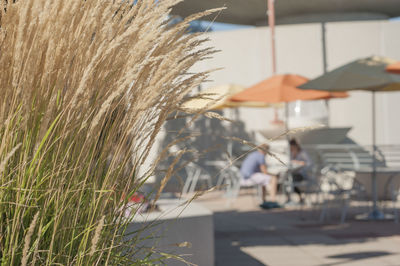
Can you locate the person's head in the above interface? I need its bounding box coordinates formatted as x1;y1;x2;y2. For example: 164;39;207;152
289;138;301;155
257;143;269;155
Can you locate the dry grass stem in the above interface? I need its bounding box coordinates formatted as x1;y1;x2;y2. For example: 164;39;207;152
203;111;234;122
21;211;39;266
89;215;105;257
268;124;326;142
0;143;22;174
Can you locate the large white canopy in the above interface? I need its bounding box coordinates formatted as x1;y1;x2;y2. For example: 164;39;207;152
172;0;400;25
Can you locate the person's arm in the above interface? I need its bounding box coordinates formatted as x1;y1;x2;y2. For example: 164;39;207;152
257;152;270;175
291;151;311;167
298;151;312;167
260;164;268;175
291;159;305;166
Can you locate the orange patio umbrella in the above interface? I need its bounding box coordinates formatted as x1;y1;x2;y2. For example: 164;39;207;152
386;62;400;74
230;74;348;135
230;74;348;104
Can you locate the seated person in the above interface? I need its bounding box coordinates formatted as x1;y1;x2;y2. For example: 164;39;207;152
240;144;278;208
289;138;312;203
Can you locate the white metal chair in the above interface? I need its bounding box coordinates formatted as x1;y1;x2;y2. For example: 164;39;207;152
182;162;212;195
318;165;360;223
224;165;263;206
384;174;400;223
310;145;373;223
208;154;265;205
281;164;322;206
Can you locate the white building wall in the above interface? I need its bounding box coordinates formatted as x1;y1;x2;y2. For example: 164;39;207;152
192;20;400;146
325;21;381;145
381;22;400;145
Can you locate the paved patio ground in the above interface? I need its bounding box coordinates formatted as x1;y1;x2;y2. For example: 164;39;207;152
195;191;400;266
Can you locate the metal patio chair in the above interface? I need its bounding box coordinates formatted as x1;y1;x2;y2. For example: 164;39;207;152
182;162;212;195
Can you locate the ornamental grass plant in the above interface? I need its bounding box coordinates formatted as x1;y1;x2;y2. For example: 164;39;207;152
0;0;219;264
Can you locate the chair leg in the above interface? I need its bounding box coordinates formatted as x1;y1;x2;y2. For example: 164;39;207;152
182;176;192;195
188;169;200;194
393;196;399;224
225;179;241;207
320;199;328;223
216;174;224;188
206;176;212;189
231;179;241;199
224;178;234;197
253;185;262;204
225;180;236;207
340;198;349;224
320;193;336;223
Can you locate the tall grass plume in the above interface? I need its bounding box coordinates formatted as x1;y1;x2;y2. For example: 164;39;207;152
0;0;219;264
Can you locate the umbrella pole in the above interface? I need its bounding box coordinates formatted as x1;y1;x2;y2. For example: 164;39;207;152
365;90;386;220
267;0;276;75
285;102;294;203
228;108;234;157
285;102;291;162
371;91;380;218
267;0;282;124
321;22;330;127
285;103;288;132
325;99;330;127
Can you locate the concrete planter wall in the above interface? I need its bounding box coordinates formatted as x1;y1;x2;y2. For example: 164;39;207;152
126;199;214;266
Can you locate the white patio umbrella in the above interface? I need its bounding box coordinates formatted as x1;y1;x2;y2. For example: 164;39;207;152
299;55;400;220
181;84;270;112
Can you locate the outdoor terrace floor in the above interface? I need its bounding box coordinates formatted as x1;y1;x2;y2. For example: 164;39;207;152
195;191;400;266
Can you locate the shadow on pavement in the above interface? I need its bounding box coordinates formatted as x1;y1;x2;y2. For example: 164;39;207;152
320;251;393;266
213;208;400;265
215;239;267;266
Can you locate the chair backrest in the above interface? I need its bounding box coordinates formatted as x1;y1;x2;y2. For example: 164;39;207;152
378;145;400;168
319;167;356;193
305;144;386;172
